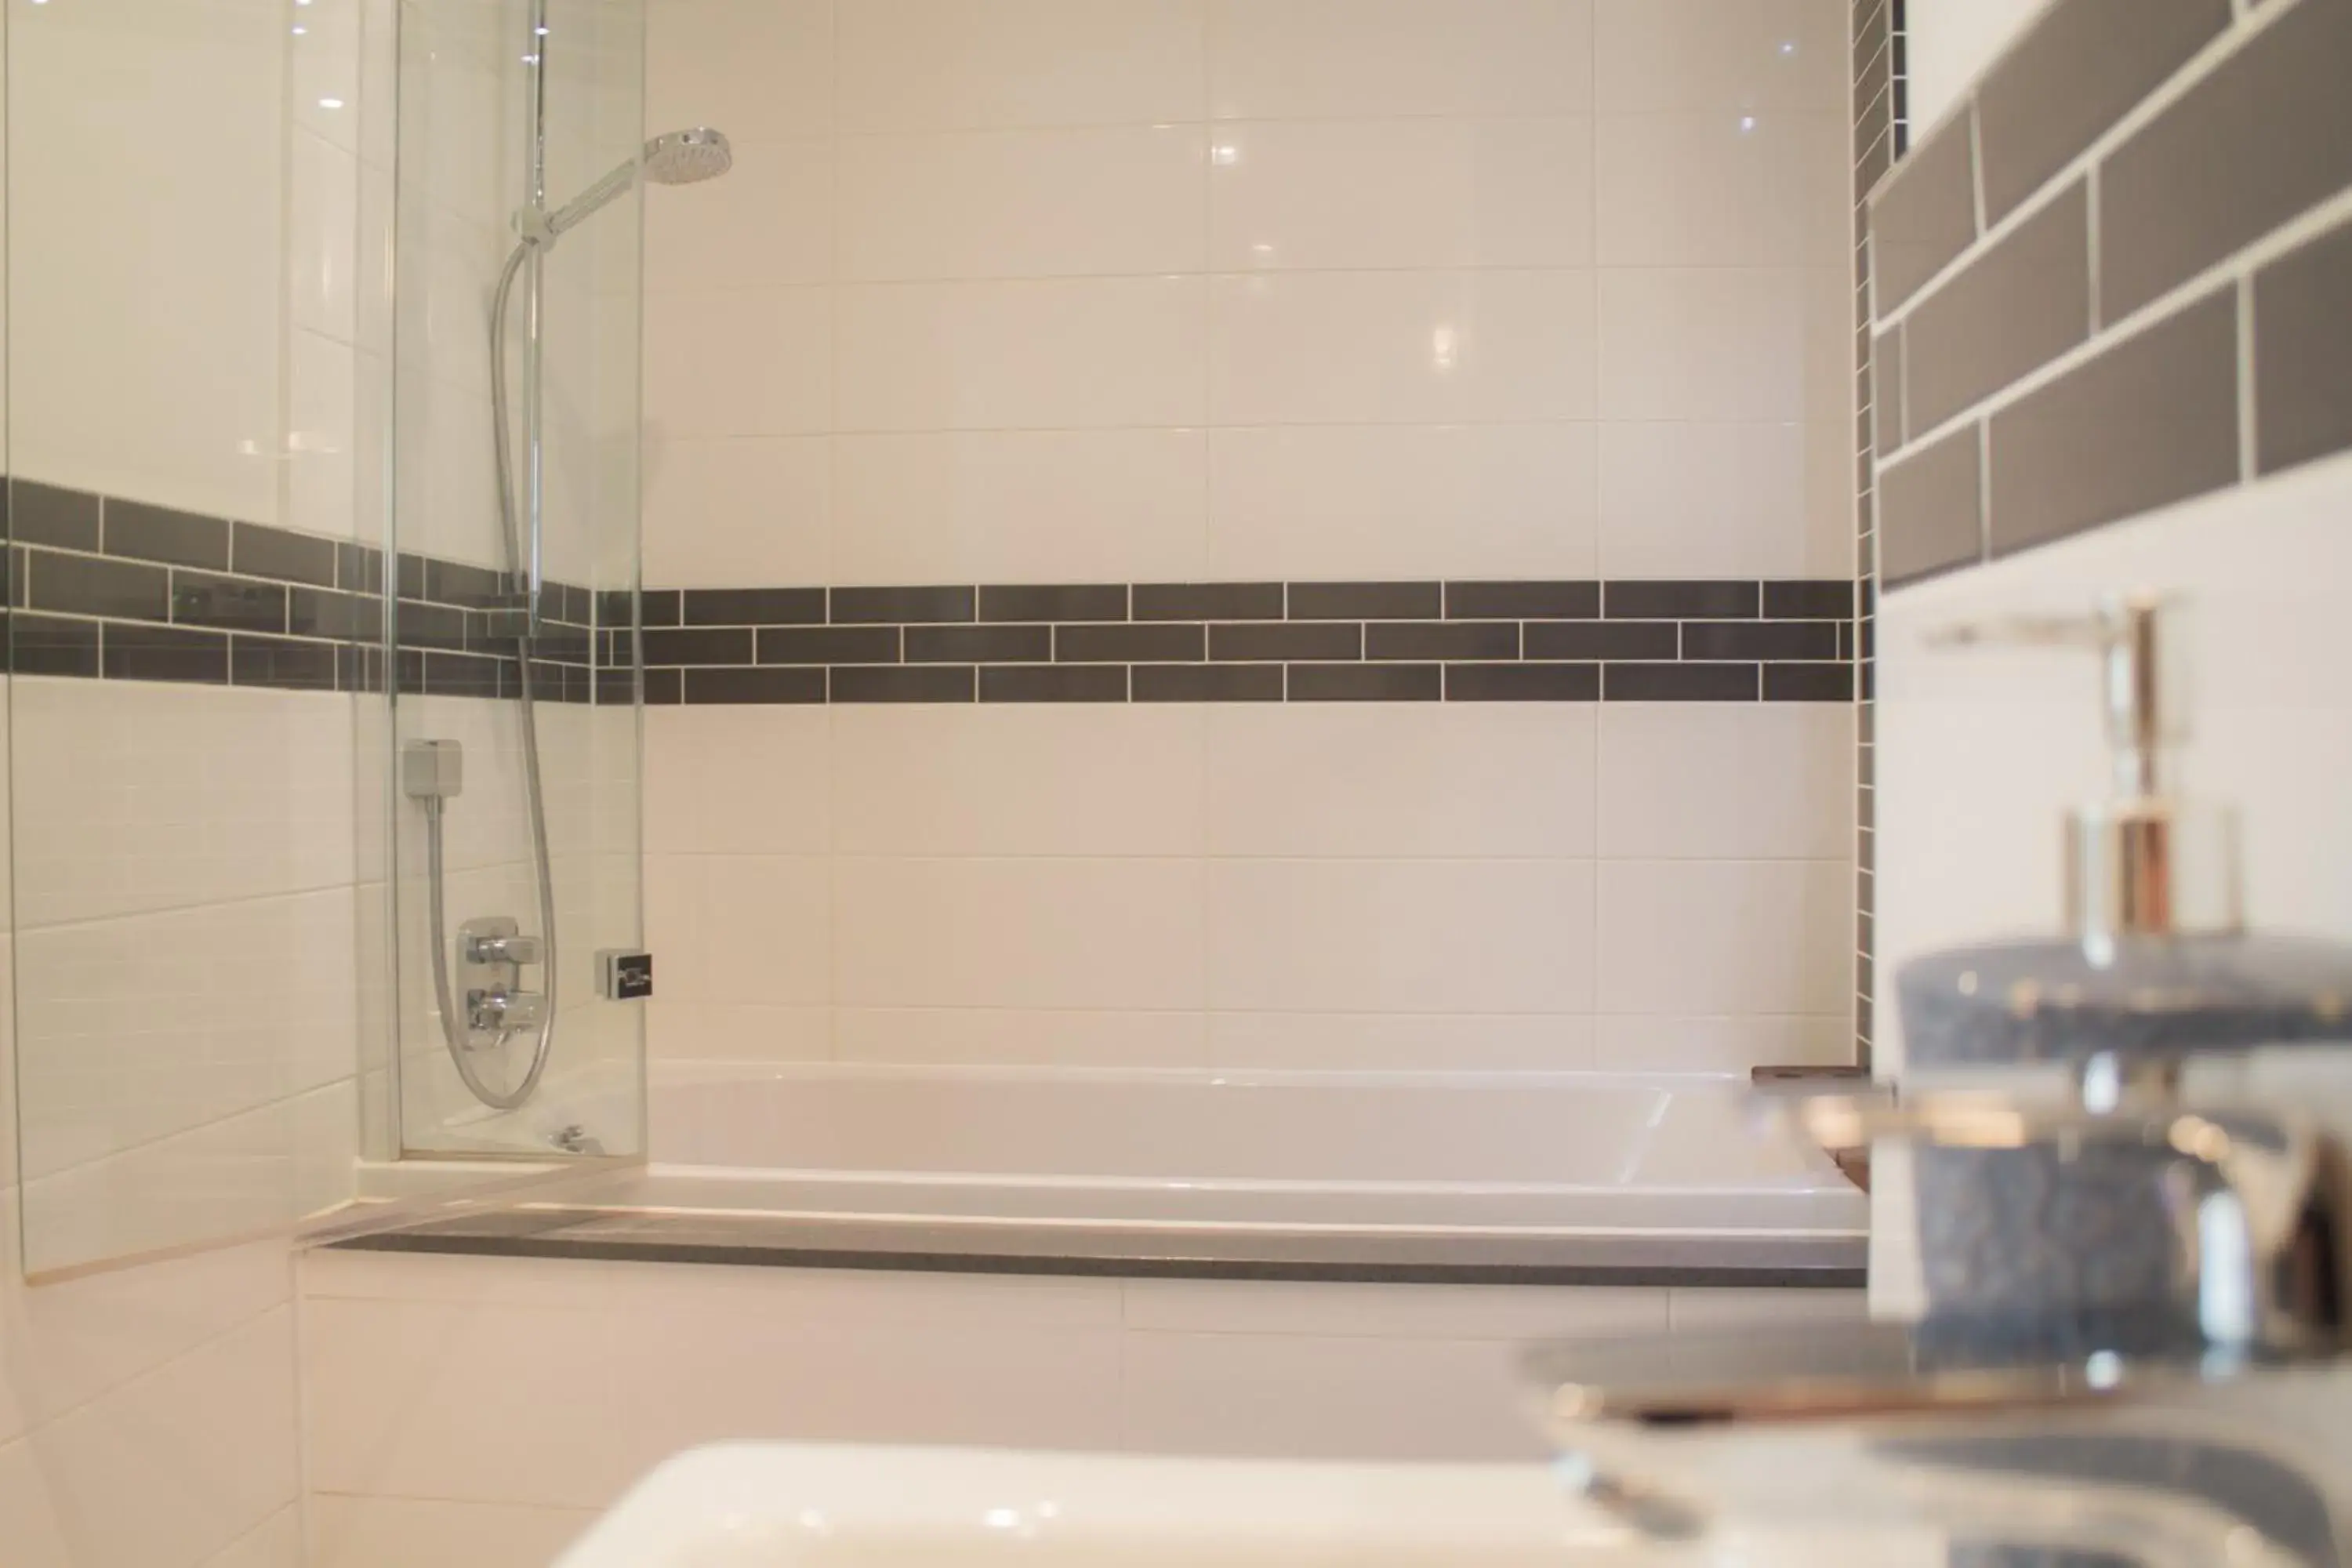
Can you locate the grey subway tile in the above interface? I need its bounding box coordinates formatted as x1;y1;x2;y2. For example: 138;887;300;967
981;583;1127;622
338;542;385;595
1055;623;1203;662
1288;663;1441;702
1987;288;2239;558
831;585;975;624
394;552;428;601
1444;663;1599;702
171;571;287;633
643;668;684;706
394;601;467;652
682;587;826;626
10;613;100;677
1904;180;2092;432
1870;108;1978;310
1442;581;1598;619
2255;216;2352;476
641;590;682;628
1682;621;1841;661
1523;621;1678;661
1133;583;1284;622
1132;663;1283;702
1210;622;1360;662
1878;423;1984;586
9;482;100;550
2101;0;2352;321
1976;0;2230;225
757;626;902;665
29;550;170;622
423;650;504;698
1365;622;1517;661
230;523;339;588
832;665;975;702
1603;580;1760;619
1287;581;1442;620
685;666;827;705
980;665;1128;702
1764;662;1857;702
641;627;754;666
103;499;229;570
103;622;229;684
230;633;338;691
1762;581;1856;619
906;624;1051;663
1603;662;1760;702
1873;327;1904;454
425;557;506;608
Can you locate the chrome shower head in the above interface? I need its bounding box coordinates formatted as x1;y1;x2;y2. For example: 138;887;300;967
532;127;734;246
642;127;732;185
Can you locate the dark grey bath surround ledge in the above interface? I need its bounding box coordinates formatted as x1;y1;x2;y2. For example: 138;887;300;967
336;1207;1868;1289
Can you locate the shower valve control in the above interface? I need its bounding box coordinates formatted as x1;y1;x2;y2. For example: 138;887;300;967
598;949;655;1002
467;989;546;1033
466;931;543;967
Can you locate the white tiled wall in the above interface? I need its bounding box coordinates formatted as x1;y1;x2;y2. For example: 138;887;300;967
643;0;1853;588
296;1243;1864;1567
643;0;1858;1088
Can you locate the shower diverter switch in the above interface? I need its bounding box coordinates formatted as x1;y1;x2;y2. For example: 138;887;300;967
598;949;654;1002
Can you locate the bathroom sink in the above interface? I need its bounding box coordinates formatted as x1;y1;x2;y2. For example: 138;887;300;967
554;1443;1939;1567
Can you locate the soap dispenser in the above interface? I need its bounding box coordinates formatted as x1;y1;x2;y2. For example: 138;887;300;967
1893;591;2352;1319
1899;591;2352;1079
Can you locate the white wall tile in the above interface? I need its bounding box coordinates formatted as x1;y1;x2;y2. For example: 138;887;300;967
833;1007;1210;1068
15;888;358;1180
289;130;360;345
12;681;355;927
833;430;1210;586
644;855;832;1007
1597;859;1850;1016
1666;1285;1867;1331
1122;1277;1668;1338
840;126;1207;281
291;0;362;154
837;278;1207;431
1211;270;1597;426
642;434;832;585
838;0;1206;132
1595;111;1846;267
11;0;286;521
1592;0;1849;114
1598;705;1853;860
1206;704;1595;858
1209;0;1595;121
648;1000;831;1064
644;140;833;292
0;1439;74;1568
1207;1011;1594;1070
644;705;833;856
309;1497;596;1568
301;1291;1123;1508
29;1307;300;1568
289;328;359;539
1207;424;1597;579
1599;420;1824;578
1589;1013;1849;1073
647;0;833;143
834;858;1206;1011
198;1507;303;1568
1117;1331;1546;1461
1209;118;1594;272
833;706;1207;858
1598;267;1817;421
644;286;833;437
1207;860;1596;1014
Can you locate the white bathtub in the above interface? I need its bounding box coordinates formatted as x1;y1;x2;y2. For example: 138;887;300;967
632;1062;1865;1239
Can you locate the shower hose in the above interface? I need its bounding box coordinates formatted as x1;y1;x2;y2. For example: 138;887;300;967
419;238;561;1113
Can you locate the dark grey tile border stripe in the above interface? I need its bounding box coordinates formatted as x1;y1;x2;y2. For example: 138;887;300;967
4;479;613;700
624;578;1857;706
